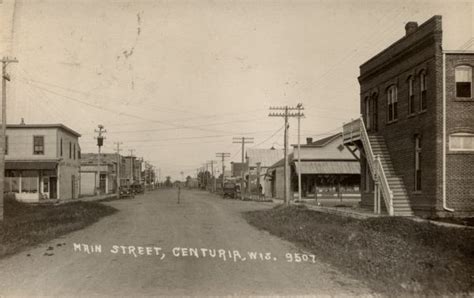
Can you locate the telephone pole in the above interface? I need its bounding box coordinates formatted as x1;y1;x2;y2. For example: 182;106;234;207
1;57;18;220
216;152;230;189
296;103;304;202
207;160;216;192
232;137;254;199
269;106;304;205
129;149;135;185
94;125;106;195
114;142;122;195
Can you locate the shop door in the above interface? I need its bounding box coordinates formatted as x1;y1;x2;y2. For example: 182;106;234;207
42;177;50;199
50;177;57;199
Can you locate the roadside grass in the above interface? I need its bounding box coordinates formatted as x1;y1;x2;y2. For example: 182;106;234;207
243;205;474;296
0;194;117;259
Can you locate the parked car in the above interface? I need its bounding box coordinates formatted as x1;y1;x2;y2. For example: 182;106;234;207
223;182;240;199
131;183;145;195
119;185;134;199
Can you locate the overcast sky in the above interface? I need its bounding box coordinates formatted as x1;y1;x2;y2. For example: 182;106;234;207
1;0;473;179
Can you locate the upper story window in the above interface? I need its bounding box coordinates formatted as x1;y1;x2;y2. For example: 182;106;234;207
387;85;398;122
420;71;427;111
5;135;8;155
449;133;474;151
69;142;72;159
73;144;76;160
455;65;472;98
33;136;44;155
60;139;63;156
408;76;415;115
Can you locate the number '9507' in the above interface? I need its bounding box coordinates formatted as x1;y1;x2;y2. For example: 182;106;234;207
285;253;316;263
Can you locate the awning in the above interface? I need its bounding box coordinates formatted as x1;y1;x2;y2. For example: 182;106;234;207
5;161;58;170
294;161;360;175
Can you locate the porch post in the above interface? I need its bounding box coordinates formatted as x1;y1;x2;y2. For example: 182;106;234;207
338;176;342;203
314;176;318;204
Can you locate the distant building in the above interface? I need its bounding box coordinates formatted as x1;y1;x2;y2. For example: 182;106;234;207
343;16;474;217
80;153;125;195
245;148;285;193
266;133;360;200
123;156;143;184
4;123;81;202
230;162;247;179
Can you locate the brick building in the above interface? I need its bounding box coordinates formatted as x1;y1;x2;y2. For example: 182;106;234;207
343;16;474;217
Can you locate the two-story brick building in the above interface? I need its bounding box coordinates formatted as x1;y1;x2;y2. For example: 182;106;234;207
343;16;474;217
4;123;81;202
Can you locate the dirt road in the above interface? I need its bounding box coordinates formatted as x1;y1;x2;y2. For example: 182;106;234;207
0;189;371;296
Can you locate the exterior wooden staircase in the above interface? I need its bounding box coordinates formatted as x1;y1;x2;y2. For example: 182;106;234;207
343;117;414;216
368;135;414;216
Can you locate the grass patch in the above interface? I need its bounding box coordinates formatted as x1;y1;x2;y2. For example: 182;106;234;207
428;217;474;227
0;194;117;258
243;205;474;296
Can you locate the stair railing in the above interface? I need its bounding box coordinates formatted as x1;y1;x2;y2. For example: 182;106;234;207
358;117;394;216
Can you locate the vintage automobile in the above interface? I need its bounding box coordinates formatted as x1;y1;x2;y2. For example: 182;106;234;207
222;182;240;199
119;185;134;199
130;183;145;195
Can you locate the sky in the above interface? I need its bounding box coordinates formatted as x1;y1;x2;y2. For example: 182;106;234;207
0;0;473;180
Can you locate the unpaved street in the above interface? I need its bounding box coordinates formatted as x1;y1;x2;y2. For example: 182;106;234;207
0;189;370;296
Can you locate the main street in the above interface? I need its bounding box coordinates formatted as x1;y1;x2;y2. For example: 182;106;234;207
0;189;370;296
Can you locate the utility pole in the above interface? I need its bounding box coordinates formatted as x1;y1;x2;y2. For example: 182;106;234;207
0;57;18;221
204;163;209;190
114;142;122;195
232;137;254;199
269;106;304;205
129;149;135;185
296;103;304;202
216;152;230;190
207;160;216;192
94;125;106;195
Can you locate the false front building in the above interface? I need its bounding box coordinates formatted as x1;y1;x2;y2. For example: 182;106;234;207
4;123;81;202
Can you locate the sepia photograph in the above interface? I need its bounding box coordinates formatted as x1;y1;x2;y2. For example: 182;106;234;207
0;0;473;296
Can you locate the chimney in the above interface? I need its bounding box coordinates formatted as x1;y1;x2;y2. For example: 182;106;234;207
20;118;25;125
405;22;418;36
306;137;313;144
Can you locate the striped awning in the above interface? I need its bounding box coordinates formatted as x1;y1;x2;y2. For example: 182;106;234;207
5;160;58;170
294;161;360;175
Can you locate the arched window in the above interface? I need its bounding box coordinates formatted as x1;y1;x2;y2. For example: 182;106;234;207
449;132;474;151
387;85;398;122
407;76;415;115
419;71;427;111
364;96;370;130
455;65;472;98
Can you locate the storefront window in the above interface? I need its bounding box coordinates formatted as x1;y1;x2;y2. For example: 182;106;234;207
21;171;39;193
21;177;38;193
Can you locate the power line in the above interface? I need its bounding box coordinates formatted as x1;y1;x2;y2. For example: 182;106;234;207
21;80;257;135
